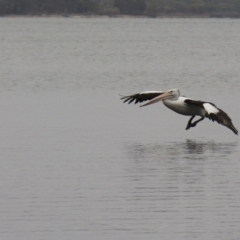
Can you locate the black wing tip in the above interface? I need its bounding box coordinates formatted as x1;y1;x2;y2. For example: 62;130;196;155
119;95;132;104
120;93;140;104
119;95;128;100
231;126;238;135
120;92;163;105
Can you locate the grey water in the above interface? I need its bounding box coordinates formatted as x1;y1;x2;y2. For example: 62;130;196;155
0;17;240;240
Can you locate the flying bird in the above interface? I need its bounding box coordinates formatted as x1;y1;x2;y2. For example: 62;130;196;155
121;89;238;135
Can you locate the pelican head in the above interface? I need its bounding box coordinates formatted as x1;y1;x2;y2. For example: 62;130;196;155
140;89;180;107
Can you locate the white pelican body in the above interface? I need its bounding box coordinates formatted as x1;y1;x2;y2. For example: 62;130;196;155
163;97;205;116
121;89;238;135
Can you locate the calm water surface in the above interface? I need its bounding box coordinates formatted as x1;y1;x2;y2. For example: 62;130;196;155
0;17;240;240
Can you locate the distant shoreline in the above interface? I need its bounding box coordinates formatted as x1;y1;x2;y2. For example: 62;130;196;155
1;13;240;19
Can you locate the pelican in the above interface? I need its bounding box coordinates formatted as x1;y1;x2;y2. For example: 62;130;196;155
121;89;238;135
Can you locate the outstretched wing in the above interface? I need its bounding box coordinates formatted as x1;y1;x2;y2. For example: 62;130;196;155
203;103;238;134
120;91;164;104
184;99;238;135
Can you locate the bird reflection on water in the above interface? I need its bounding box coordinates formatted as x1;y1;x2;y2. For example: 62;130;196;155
124;139;238;187
122;139;239;240
126;139;237;162
124;139;238;198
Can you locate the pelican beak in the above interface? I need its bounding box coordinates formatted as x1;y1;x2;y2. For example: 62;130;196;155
140;91;172;107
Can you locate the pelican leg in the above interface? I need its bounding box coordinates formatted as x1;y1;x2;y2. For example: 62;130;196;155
191;117;204;128
185;116;195;130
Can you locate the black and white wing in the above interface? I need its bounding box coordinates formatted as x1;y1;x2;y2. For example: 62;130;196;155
185;99;238;135
203;103;238;135
120;91;164;104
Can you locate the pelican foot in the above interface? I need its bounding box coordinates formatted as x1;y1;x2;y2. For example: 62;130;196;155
185;123;196;130
185;116;195;131
185;117;204;131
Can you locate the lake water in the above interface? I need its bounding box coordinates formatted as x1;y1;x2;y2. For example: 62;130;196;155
0;17;240;240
